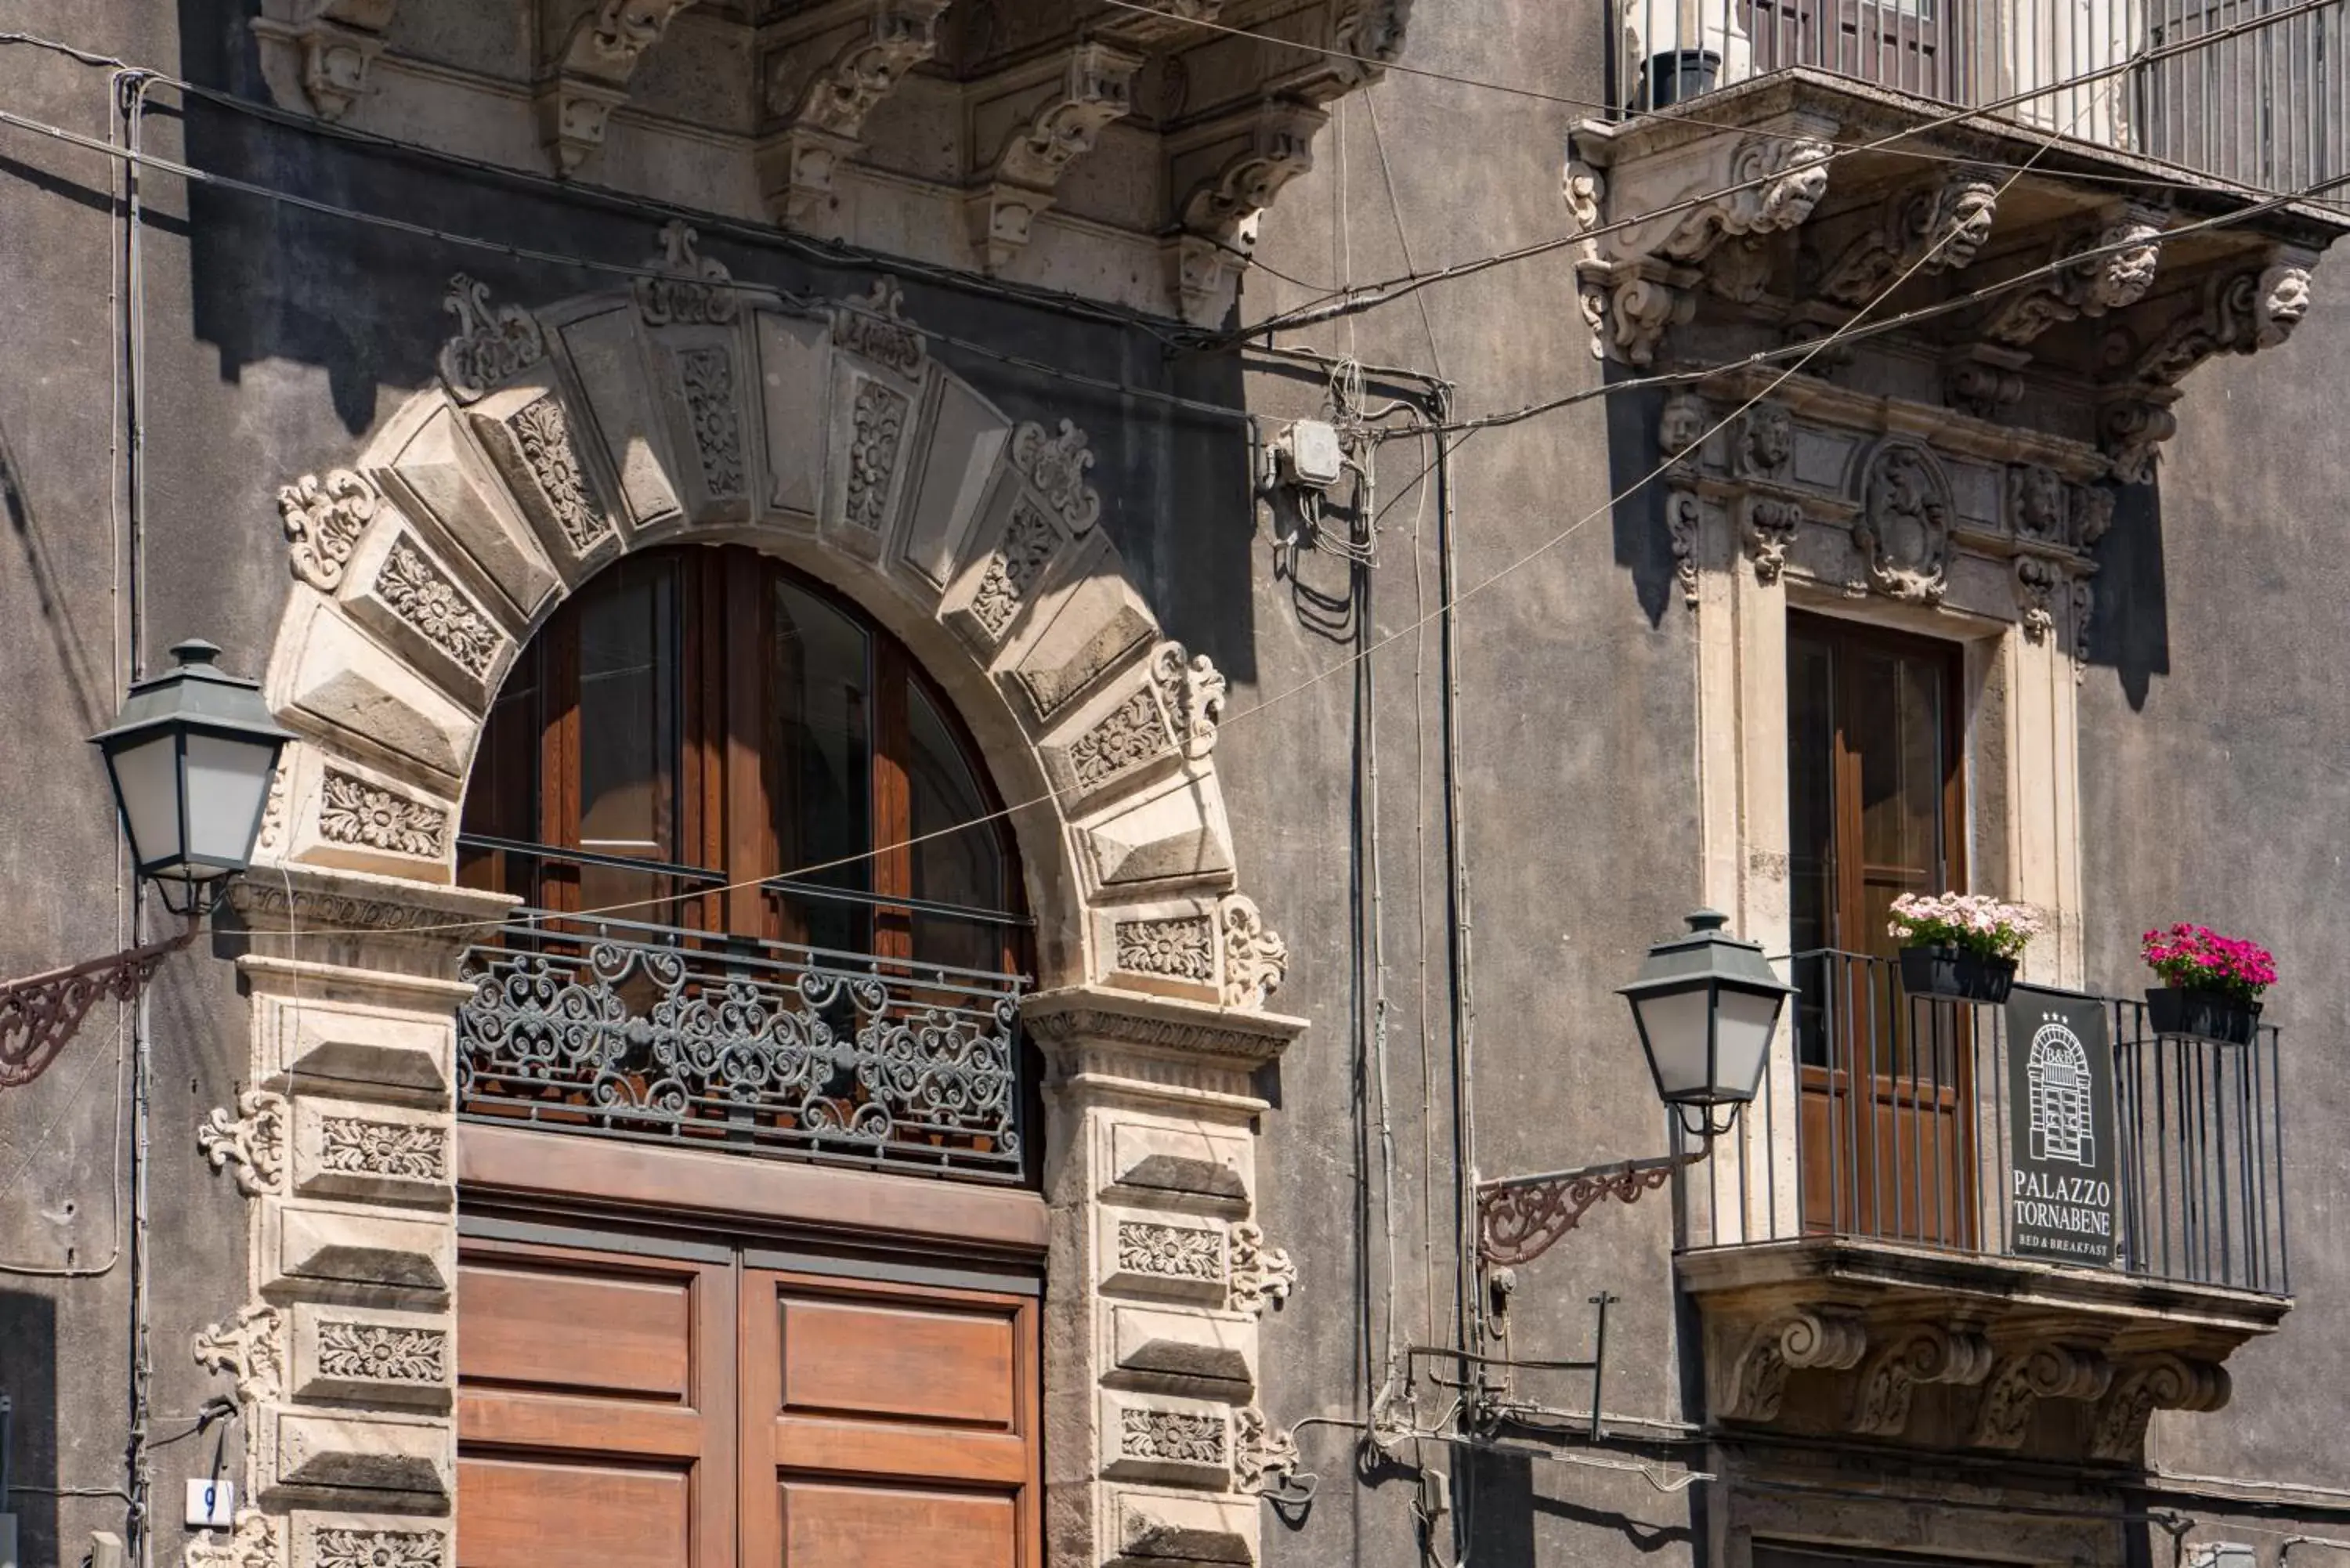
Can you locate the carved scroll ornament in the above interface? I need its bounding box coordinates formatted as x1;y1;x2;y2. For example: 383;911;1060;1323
1853;441;1951;604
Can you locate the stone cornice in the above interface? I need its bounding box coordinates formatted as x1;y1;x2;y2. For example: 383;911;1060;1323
1023;985;1308;1069
224;862;515;974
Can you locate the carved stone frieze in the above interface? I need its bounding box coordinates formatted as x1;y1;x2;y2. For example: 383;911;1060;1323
194;1303;287;1407
1846;1325;1994;1436
1115;916;1217;982
278;470;381;592
1816;167;2001;306
318;1115;449;1181
1011;419;1102;533
311;1526;445;1568
634;221;737;327
436;276;545;404
1117;1219;1225;1284
1120;1406;1227;1466
1984;202;2168;349
1853;440;1951;604
1716;1308;1868;1423
201;1090;289;1198
317;771;449;860
1971;1344;2112;1448
1227;1222;1295;1315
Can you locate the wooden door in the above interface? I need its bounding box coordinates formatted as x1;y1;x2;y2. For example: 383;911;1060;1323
738;1270;1040;1568
456;1238;1041;1568
1788;614;1974;1245
455;1239;737;1568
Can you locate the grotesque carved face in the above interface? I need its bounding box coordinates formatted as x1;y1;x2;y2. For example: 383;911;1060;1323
1744;406;1793;475
1936;178;2001;271
2016;465;2065;539
2258;265;2313;344
2093;221;2164;311
1659;392;1708;459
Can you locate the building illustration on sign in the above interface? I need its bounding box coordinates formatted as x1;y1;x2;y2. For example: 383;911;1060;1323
2027;1018;2098;1167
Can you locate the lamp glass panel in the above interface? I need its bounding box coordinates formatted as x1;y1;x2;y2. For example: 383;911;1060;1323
1633;985;1716;1099
109;733;183;871
1712;984;1788;1104
183;732;277;866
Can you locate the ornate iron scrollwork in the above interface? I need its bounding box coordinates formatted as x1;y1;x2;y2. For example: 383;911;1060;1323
457;917;1026;1179
1475;1152;1704;1267
1;927;194;1090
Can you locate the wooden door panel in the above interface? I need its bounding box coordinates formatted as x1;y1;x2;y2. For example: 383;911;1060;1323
776;1481;1018;1568
457;1241;735;1568
458;1456;692;1568
778;1297;1017;1428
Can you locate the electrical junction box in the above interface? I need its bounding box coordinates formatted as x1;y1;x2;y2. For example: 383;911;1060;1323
1281;420;1346;489
185;1478;235;1529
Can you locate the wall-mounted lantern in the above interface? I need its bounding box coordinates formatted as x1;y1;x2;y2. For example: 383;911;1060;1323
1475;910;1793;1271
89;639;293;917
1620;909;1798;1140
1;641;291;1091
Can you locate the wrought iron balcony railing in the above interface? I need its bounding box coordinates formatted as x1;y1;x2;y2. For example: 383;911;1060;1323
455;907;1030;1183
1616;0;2350;205
1684;949;2289;1295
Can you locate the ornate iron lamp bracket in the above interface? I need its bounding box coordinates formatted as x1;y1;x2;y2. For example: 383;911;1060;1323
1474;1151;1706;1268
0;927;196;1089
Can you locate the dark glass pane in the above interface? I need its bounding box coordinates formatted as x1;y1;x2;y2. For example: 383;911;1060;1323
575;557;679;919
1851;641;1944;963
459;647;540;900
772;578;873;955
1788;627;1836;1067
907;681;1010;973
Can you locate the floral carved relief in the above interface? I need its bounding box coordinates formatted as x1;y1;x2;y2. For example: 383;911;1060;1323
314;1530;445;1568
676;347;746;500
199;1090;287;1198
830;277;927;377
634;220;737;326
1120;1407;1227;1465
437;275;545;403
185;1511;278;1568
193;1302;284;1406
844;379;909;535
318;771;450;859
316;1321;450;1383
507;395;609;555
320;1116;449;1181
379;538;499;677
1227;1221;1295;1315
1115;916;1217;982
969;501;1059;641
1116;1219;1224;1282
1010;418;1101;532
1218;894;1288;1009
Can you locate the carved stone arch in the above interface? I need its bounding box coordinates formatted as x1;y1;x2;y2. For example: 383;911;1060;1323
212;229;1304;1568
258;250;1283;1007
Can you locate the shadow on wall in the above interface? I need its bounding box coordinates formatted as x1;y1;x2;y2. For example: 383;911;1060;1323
1461;1447;1697;1558
0;1292;58;1568
1609;381;1680;628
2095;479;2171;711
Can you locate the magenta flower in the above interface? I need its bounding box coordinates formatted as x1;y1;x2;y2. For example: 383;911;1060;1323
2140;923;2276;1003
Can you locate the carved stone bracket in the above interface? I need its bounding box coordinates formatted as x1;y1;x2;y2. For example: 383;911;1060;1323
2088;1354;2230;1461
1813;166;2001;307
2100;251;2319;481
251;1;400;122
1984;201;2170;350
1846;1324;1994;1436
537;0;698;175
195;1304;288;1408
1971;1343;2113;1448
761;0;950;232
971;43;1144;273
1170;102;1328;327
1716;1308;1870;1423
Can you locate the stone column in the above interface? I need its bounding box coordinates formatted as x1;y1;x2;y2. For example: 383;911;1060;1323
187;864;512;1568
1024;988;1307;1568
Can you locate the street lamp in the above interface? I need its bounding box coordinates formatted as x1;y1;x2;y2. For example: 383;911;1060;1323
89;639;294;918
1619;909;1797;1139
1474;909;1793;1270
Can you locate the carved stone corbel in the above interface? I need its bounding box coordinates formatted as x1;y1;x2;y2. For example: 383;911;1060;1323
1567;126;1834;364
1665;488;1705;608
1740;496;1802;586
536;0;698;176
760;0;950;232
970;43;1144;273
1815;166;2001;306
2013;554;2063;643
2099;252;2316;481
2088;1355;2230;1461
1983;201;2168;349
1168;102;1328;327
1943;345;2027;419
1716;1308;1868;1423
251;1;400;121
1971;1343;2113;1449
1847;1324;1994;1436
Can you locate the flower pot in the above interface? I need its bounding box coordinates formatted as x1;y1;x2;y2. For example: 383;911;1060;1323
2145;986;2261;1046
1640;49;1721;110
1898;944;2016;1003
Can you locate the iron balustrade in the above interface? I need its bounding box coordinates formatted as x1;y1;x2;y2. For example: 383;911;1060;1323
1684;948;2290;1295
1615;0;2350;206
455;907;1031;1182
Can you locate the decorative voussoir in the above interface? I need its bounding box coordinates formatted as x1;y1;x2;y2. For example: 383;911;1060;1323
201;1089;290;1198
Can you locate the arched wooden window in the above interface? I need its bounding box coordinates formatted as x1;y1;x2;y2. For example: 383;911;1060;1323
459;543;1023;974
454;544;1030;1183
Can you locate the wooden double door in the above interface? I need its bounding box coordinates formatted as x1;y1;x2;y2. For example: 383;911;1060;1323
455;1231;1040;1568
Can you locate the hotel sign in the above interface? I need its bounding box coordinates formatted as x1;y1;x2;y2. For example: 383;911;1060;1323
2004;987;2120;1267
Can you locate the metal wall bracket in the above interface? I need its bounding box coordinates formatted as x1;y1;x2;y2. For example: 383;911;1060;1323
1473;1151;1705;1268
0;927;193;1089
